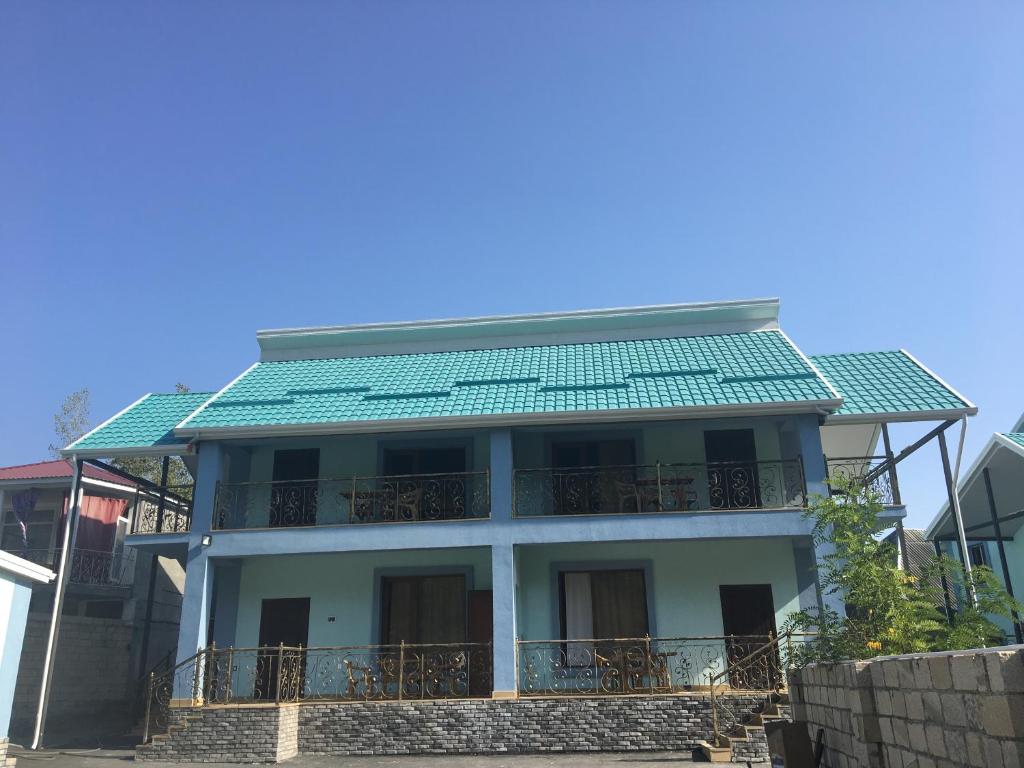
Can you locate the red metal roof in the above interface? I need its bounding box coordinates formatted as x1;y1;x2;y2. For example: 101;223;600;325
0;459;138;487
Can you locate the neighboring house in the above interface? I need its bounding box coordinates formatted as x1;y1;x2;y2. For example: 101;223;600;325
0;460;187;738
58;299;977;759
926;414;1024;642
0;551;53;766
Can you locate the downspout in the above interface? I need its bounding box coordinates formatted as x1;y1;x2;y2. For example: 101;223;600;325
32;456;84;749
949;416;977;608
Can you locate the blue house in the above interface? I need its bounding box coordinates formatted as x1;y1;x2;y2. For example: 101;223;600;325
55;299;976;759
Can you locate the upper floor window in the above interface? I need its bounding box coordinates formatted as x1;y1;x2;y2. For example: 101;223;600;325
968;542;989;568
382;446;466;476
2;501;56;556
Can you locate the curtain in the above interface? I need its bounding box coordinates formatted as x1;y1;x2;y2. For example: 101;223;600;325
590;570;648;639
419;575;466;644
76;496;127;552
563;572;594;665
11;489;39;555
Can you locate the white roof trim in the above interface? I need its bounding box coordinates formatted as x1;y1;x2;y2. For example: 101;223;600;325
65;392;152;452
777;329;844;403
899;349;977;412
175;398;842;441
0;549;56;584
176;362;260;430
824;408;977;425
924;433;1024;538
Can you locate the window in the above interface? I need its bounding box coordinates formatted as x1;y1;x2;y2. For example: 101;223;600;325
2;507;56;558
559;568;648;663
382;447;466;476
968;543;990;568
381;574;466;645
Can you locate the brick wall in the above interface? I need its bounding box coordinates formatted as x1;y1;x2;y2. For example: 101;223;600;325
136;694;768;763
788;646;1024;768
10;615;134;736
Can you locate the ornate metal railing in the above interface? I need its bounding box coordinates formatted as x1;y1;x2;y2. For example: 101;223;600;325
142;642;493;742
130;484;194;534
5;546;137;587
516;635;788;697
826;456;898;505
513;460;805;517
708;631;814;745
213;470;490;530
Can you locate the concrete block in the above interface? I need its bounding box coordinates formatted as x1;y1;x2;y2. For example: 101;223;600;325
951;653;988;692
925;724;947;758
905;691;924;721
940;692;966;727
981;694;1024;738
929;656;953;690
985;650;1024;693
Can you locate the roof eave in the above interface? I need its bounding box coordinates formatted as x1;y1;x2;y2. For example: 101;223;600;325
174;398;842;442
59;444;196;460
824;406;978;425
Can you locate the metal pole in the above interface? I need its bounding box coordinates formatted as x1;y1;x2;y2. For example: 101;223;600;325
940;424;976;606
31;457;84;749
141;671;154;744
938;433;968;566
983;468;1023;643
156;456;170;533
934;541;954;623
881;423;902;506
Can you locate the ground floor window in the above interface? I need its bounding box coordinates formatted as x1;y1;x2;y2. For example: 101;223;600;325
560;568;648;643
381;574;466;645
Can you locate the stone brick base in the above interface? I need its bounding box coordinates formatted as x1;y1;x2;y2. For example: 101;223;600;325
137;694;769;763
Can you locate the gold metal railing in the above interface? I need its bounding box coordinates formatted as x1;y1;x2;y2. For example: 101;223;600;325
142;641;493;742
213;470;490;529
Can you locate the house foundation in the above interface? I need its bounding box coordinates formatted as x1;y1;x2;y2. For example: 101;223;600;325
137;694;773;763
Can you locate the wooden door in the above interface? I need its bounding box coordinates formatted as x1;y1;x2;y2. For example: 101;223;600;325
256;597;310;699
467;590;493;696
719;584;778;689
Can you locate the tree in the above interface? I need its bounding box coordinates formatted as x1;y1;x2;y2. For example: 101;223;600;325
49;388;92;457
784;476;1022;664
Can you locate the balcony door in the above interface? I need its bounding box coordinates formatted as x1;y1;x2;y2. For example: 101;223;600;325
256;597;310;700
560;568;649;666
271;448;319;527
550;439;636;514
704;429;760;509
382;447;467;519
719;584;778;689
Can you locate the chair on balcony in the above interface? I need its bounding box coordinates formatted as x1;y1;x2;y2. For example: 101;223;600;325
390;487;423;522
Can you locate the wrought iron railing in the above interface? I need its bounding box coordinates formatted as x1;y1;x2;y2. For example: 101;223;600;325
825;456;899;506
513;460;805;517
516;635;790;697
213;470;490;530
707;631;812;746
142;642;493;742
6;546;137;587
130;484;194;534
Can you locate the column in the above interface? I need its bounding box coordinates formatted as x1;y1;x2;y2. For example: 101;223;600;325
172;442;223;697
211;559;243;649
796;414;845;617
489;428;514;521
490;543;518;698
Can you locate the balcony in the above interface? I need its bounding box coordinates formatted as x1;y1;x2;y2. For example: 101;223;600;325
512;460;806;517
825;456;900;506
130;484;195;534
213;470;491;530
11;546;137;588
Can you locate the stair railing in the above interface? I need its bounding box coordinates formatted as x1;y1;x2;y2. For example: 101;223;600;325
141;646;210;744
708;631;792;747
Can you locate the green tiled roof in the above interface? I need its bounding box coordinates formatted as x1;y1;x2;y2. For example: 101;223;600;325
180;330;837;430
69;392;214;452
810;351;972;418
1002;433;1024;450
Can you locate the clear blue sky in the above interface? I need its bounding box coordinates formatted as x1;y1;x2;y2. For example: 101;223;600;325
2;2;1021;528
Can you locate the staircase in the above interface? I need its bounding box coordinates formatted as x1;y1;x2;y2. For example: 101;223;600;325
700;691;791;763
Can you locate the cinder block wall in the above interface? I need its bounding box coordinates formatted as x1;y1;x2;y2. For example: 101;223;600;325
10;615;134;737
788;647;1024;768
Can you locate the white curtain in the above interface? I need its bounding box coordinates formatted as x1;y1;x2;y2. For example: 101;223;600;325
564;572;594;665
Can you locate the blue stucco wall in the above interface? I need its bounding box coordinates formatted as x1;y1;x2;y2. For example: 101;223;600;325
0;572;34;740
